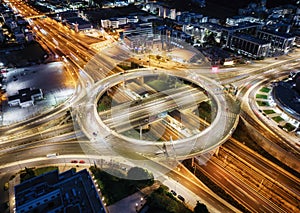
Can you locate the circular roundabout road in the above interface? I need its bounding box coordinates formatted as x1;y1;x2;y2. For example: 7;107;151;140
74;67;240;161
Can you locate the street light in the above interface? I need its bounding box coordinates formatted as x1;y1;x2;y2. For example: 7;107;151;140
140;197;144;207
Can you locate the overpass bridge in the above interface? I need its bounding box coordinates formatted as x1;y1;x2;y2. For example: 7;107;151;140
100;86;209;133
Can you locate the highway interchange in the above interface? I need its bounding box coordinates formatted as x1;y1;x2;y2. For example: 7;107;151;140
0;1;300;213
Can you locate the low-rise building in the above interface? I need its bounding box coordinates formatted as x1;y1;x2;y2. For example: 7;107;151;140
229;33;271;59
14;169;106;213
8;88;43;108
256;30;295;54
65;17;93;32
24;30;34;42
177;11;208;24
13;27;25;43
226;16;262;26
123;33;154;53
59;11;93;32
101;16;138;29
122;21;153;37
195;22;261;47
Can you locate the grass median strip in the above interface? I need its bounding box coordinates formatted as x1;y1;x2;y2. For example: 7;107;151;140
259;87;271;93
256;94;268;99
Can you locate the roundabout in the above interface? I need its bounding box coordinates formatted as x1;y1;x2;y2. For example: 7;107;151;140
74;67;240;161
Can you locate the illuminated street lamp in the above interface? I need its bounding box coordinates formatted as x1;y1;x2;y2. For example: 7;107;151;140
140;197;144;207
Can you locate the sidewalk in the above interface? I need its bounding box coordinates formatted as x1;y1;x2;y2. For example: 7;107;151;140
9;173;20;213
107;181;160;213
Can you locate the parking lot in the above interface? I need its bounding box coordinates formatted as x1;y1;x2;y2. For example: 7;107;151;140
0;62;75;125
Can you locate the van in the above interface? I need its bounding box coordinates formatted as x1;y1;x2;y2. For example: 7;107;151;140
46;153;58;158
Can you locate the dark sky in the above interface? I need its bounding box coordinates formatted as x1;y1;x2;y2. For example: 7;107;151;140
164;0;298;19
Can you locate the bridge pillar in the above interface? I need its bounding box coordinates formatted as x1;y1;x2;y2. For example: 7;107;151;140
136;76;144;84
214;147;220;157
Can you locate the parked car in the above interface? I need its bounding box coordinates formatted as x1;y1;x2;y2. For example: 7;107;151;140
177;195;185;202
71;160;78;163
170;190;177;196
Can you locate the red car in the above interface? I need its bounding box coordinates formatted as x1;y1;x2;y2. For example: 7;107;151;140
79;160;85;164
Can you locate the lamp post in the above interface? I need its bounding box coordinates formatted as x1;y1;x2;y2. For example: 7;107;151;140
140;197;144;206
135;202;138;212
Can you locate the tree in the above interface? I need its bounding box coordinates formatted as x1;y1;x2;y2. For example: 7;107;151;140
127;167;153;181
194;201;209;213
93;0;104;7
158;73;168;82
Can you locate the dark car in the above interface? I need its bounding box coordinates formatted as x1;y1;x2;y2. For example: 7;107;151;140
170;190;177;196
177;195;185;202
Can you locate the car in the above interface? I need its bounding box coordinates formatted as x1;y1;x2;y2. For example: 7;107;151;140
135;99;142;104
71;160;78;163
170;190;177;196
3;182;9;191
177;195;185;202
79;160;85;164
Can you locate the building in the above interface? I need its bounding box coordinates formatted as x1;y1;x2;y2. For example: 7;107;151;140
296;74;300;93
123;32;154;53
14;169;106;213
226;16;262;26
256;30;295;54
13;27;25;43
101;16;139;29
0;28;4;43
65;17;93;32
24;30;34;42
195;22;261;47
59;11;93;32
142;2;176;19
122;21;153;37
229;33;271;58
176;12;208;24
156;3;176;20
8;88;43;108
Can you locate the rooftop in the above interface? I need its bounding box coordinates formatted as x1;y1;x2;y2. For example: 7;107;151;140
258;29;296;39
15;169;106;213
233;33;271;45
8;88;42;104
